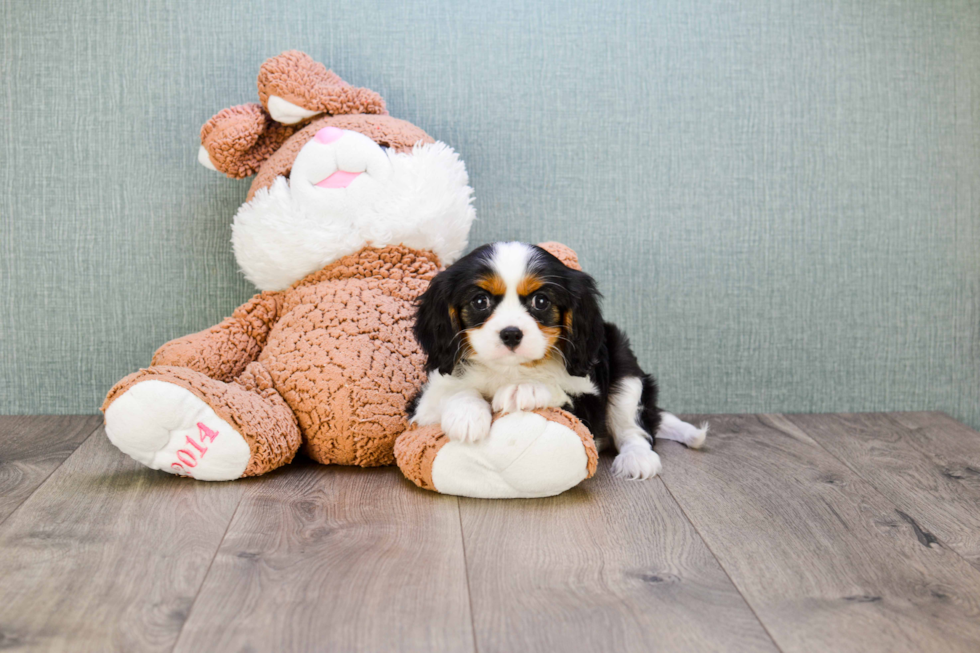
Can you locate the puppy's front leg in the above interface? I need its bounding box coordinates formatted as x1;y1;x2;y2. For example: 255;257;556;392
441;389;493;443
492;383;555;414
412;374;493;443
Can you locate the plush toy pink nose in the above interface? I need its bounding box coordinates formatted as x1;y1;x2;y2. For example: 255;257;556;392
314;126;344;144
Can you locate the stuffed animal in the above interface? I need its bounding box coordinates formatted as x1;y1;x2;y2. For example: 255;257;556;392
102;51;598;498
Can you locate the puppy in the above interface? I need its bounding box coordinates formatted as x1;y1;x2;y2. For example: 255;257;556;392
408;242;706;480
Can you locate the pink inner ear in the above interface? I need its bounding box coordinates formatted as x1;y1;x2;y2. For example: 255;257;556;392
315;170;362;189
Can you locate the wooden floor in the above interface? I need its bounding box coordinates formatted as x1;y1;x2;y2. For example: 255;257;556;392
1;413;979;652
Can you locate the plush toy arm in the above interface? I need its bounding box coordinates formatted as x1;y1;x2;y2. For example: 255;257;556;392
151;291;283;382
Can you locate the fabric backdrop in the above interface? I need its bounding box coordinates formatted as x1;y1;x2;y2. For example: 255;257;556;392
2;0;978;428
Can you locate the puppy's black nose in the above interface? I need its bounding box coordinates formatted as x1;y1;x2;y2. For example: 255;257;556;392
499;327;523;350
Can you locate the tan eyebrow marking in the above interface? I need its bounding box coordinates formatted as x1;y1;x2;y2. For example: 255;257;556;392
476;274;507;296
517;274;543;296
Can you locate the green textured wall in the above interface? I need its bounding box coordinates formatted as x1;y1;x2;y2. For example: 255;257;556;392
2;0;979;425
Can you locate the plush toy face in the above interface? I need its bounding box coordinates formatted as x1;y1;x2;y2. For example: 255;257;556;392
194;51;476;291
231;125;475;291
292;127;391;192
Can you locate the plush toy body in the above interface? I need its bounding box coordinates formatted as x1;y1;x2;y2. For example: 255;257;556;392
102;51;597;498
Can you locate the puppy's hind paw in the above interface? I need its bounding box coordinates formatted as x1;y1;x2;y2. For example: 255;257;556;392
687;423;709;449
612;447;662;480
656;413;708;449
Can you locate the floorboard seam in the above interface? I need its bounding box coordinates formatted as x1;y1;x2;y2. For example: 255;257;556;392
880;412;978;465
456;498;480;653
781;414;980;576
657;473;786;653
169;487;247;653
0;421;103;530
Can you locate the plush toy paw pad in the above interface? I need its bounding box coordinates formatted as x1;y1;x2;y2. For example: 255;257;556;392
491;383;553;413
441;397;493;443
612;446;662;480
104;380;251;481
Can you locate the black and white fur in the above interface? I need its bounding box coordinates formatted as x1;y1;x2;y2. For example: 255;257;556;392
408;242;707;480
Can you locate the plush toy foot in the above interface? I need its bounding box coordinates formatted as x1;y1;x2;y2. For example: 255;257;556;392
102;365;302;481
394;408;598;499
104;379;251;480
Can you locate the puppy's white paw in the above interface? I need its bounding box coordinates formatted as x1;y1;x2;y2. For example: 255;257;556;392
492;383;553;413
612;446;662;480
441;396;493;443
688;423;709;449
656;413;709;449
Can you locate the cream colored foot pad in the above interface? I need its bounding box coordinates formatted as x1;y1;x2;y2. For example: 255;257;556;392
431;411;590;499
105;380;250;481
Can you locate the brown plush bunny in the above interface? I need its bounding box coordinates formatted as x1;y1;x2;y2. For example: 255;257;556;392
102;51;598;498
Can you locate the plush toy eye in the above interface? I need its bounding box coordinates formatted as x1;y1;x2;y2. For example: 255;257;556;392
531;293;551;311
471;294;490;311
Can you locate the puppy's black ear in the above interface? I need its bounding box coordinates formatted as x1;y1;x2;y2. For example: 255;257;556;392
563;270;605;377
414;271;462;375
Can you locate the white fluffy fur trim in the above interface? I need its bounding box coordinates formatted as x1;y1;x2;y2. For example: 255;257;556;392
232;141;476;291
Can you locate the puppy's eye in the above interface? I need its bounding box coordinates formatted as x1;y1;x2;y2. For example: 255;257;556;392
530;293;551;311
471;294;490;311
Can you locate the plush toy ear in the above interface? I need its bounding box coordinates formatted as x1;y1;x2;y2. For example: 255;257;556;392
198;103;298;178
257;50;387;125
537;241;582;271
413;271;463;376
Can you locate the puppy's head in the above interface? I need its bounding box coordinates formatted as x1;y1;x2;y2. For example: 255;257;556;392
414;242;604;376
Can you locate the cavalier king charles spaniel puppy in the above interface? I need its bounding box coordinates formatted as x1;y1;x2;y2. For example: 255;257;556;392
407;242;707;480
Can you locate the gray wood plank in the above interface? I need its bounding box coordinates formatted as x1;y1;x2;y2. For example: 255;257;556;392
787;412;980;571
173;461;475;653
458;457;779;653
0;415;102;524
659;414;980;653
0;427;248;653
